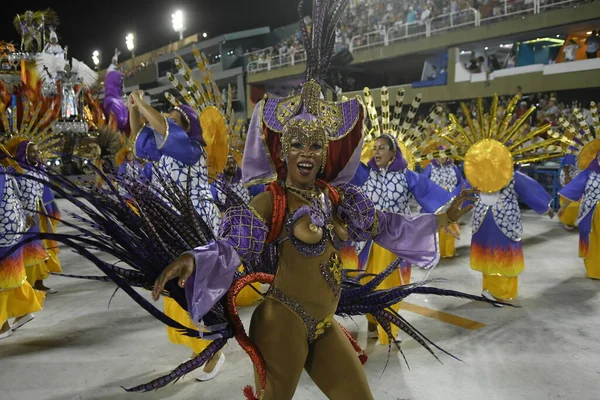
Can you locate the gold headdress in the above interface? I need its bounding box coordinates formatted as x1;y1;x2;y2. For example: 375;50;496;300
558;102;600;171
165;47;235;178
441;94;571;193
362;86;457;170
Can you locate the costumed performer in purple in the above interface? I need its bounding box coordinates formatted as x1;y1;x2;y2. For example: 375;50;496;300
103;49;129;133
128;86;224;380
558;107;600;279
352;133;455;344
5;138;59;293
152;2;476;395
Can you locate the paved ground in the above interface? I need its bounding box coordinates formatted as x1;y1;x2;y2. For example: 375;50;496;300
1;200;599;399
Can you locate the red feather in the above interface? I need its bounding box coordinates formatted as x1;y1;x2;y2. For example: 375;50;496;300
242;386;260;400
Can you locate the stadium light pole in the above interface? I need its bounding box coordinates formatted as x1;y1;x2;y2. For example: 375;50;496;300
126;33;135;68
92;50;100;71
172;10;185;41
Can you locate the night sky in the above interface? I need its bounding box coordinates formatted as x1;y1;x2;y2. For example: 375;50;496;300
1;0;303;69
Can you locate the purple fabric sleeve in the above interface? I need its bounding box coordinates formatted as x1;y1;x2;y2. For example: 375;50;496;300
373;210;440;269
184;205;269;324
153;118;202;165
337;183;376;242
454;165;465;189
559;168;590;202
242;102;277;186
514;171;552;214
219;205;269;265
405;169;452;213
0;172;5;201
185;240;241;325
135;126;162;161
422;164;432;179
135;119;201;165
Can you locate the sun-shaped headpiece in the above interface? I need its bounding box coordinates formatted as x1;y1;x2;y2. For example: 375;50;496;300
164;47;236;178
442;94;571;193
558;101;600;171
362;86;459;170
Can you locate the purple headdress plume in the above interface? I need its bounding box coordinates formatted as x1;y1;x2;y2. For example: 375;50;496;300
299;0;348;91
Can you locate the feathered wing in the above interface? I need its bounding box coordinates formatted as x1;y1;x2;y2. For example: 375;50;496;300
71;58;98;87
35;52;66;81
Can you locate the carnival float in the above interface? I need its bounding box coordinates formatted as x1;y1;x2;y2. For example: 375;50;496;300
0;9;129;177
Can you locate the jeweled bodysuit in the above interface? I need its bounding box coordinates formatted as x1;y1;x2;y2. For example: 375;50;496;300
205;177;440;399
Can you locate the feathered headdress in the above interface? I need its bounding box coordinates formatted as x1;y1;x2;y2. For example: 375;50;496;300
559;102;600;171
441;94;571;193
165;47;235;178
0;81;61;160
361;87;456;170
243;0;365;187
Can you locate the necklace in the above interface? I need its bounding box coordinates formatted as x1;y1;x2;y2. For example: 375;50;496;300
286;185;320;204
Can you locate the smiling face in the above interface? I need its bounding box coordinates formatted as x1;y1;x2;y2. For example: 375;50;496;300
125;151;134;162
284;135;323;189
373;137;395;168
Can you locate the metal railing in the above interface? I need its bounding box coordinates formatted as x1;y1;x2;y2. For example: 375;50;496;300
430;8;478;34
247;50;307;73
387;21;428;44
245;0;595;74
537;0;583;12
349;29;387;52
478;0;536;24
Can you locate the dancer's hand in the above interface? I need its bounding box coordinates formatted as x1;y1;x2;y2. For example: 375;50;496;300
152;253;195;301
444;225;460;239
548;208;555;219
558;202;569;218
443;186;478;226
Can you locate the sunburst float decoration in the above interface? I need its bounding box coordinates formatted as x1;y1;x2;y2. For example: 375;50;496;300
362;87;458;170
165;47;237;178
559;102;600;171
0;80;61;161
441;94;571;193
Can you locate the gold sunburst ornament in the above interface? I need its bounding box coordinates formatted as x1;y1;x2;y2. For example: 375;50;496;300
558;102;600;171
164;47;237;178
441;94;571;193
362;87;458;170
